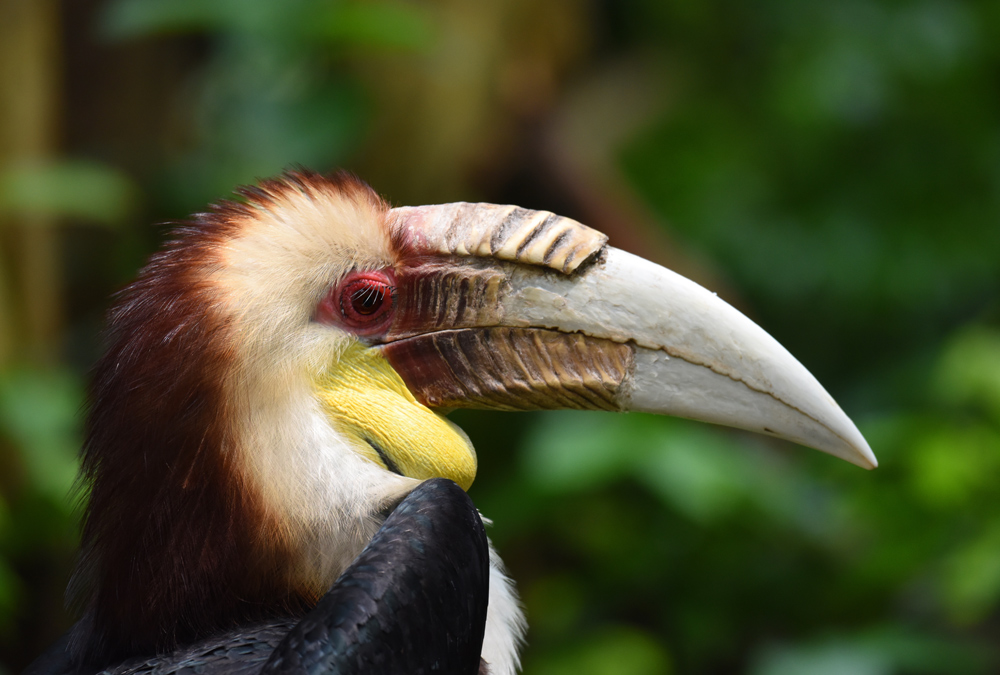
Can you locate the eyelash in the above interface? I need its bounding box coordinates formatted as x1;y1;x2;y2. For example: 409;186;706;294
314;269;397;336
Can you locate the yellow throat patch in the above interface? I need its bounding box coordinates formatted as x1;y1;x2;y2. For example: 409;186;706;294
315;342;477;490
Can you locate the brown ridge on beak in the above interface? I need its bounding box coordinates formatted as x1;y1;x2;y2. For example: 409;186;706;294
382;328;633;411
391;202;607;274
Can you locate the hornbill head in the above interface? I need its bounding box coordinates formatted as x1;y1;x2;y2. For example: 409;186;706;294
69;171;874;671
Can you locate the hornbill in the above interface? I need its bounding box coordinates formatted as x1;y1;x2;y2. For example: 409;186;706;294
26;170;875;675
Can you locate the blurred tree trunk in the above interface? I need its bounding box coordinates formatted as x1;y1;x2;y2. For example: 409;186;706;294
0;0;61;366
353;0;591;205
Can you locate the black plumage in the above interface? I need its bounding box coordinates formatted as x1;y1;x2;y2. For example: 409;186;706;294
25;479;490;675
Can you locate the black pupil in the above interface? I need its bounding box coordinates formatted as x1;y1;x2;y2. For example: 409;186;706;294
351;284;384;315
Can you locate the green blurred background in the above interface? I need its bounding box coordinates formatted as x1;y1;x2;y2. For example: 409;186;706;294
1;0;999;673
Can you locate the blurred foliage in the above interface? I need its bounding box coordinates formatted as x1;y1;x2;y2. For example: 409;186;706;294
98;0;432;211
2;0;1000;673
0;160;134;226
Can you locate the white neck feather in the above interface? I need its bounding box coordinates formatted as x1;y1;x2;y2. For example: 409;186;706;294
483;539;527;675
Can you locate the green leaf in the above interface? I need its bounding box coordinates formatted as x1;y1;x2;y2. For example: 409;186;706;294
751;627;992;675
312;1;434;50
935;326;1000;421
0;160;134;226
527;626;672;675
521;412;827;527
908;422;1000;508
520;411;643;492
0;369;82;503
101;0;246;37
632;423;754;523
104;0;433;49
942;522;1000;624
752;641;889;675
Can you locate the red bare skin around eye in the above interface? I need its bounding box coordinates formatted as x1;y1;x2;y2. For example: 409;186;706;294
316;269;396;337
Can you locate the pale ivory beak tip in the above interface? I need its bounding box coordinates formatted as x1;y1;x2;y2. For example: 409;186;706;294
853;438;878;470
834;408;878;469
836;442;877;470
820;419;877;470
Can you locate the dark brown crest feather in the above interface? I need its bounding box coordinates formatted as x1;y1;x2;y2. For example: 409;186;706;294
69;170;380;667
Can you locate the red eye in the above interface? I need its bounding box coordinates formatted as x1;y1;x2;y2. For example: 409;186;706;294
316;269;395;336
342;276;392;321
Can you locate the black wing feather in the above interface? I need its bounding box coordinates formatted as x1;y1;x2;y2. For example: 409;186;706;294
23;479;490;675
261;478;489;675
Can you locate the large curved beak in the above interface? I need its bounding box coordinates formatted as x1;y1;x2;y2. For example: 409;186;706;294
381;203;876;470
